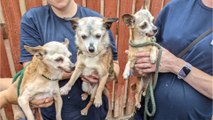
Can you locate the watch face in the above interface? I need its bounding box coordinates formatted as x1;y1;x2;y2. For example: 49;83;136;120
183;66;191;75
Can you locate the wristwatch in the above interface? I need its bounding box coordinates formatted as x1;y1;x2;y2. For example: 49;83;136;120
177;62;192;79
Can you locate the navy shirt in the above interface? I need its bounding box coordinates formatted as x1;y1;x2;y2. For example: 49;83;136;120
135;0;212;120
20;5;117;120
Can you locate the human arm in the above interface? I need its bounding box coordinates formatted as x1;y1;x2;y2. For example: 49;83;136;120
134;47;213;99
0;78;12;91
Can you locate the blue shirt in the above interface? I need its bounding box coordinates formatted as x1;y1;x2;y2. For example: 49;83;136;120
20;5;117;120
135;0;212;120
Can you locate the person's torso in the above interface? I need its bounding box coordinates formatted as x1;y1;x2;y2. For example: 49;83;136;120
153;0;212;119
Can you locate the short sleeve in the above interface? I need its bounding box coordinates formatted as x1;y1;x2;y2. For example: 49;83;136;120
155;4;170;43
20;11;43;63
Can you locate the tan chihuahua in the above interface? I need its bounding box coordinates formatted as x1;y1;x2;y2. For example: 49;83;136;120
60;17;118;116
0;39;74;120
122;9;158;109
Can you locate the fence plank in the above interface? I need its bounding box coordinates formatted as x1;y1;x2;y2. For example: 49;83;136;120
116;0;134;117
86;0;101;13
150;0;164;19
25;0;42;11
1;0;22;72
75;0;82;6
135;0;144;12
0;26;11;78
104;0;118;38
164;0;170;6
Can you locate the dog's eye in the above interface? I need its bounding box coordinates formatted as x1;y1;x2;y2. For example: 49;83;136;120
55;57;64;63
81;35;87;39
95;34;101;39
140;22;147;29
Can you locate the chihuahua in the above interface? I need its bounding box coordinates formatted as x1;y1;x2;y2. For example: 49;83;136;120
122;9;158;109
60;17;118;116
0;39;74;120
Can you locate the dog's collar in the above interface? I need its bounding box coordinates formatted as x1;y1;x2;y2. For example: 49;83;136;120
129;37;157;48
129;37;156;46
41;74;59;81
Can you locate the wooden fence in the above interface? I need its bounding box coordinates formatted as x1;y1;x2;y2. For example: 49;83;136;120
0;0;170;119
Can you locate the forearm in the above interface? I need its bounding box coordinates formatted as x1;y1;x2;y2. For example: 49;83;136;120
169;58;213;99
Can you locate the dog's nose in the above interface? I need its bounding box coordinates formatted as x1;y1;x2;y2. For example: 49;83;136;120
88;44;95;53
153;27;158;34
70;66;75;71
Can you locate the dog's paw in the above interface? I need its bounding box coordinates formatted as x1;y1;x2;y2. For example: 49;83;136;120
60;86;70;95
81;93;88;101
135;103;141;109
123;71;130;80
94;97;102;108
150;54;157;64
81;109;88;116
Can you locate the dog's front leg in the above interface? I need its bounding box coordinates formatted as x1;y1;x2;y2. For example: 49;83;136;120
123;61;132;80
94;73;108;108
18;91;34;120
60;64;83;95
150;46;158;63
53;91;62;120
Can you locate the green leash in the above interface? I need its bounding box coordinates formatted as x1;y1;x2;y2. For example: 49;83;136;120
129;38;162;120
12;65;28;97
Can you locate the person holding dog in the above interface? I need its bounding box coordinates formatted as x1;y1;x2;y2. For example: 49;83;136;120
134;0;212;120
1;0;119;120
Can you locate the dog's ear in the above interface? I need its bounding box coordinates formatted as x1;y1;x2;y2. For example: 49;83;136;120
103;18;119;30
70;18;79;30
122;14;135;28
24;45;46;59
64;38;69;47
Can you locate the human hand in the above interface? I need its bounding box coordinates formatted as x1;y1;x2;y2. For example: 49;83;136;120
134;47;179;75
81;72;99;84
30;97;54;108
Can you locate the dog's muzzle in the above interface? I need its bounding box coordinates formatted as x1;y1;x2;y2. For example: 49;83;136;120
88;44;95;53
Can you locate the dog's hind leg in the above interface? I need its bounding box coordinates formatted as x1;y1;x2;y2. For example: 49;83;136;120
53;91;62;120
12;105;25;120
81;84;98;116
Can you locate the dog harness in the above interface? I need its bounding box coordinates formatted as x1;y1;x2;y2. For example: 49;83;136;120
12;66;28;96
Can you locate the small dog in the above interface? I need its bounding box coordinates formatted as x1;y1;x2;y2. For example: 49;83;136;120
0;39;74;120
60;17;118;115
122;9;158;109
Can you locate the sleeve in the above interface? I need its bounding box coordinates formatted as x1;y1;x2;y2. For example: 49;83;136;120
108;30;118;60
19;11;43;63
154;4;170;43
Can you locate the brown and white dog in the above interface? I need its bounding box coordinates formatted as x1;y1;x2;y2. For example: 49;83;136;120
122;9;158;109
60;17;118;116
0;39;74;120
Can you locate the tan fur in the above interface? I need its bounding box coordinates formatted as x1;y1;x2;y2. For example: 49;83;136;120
60;17;118;116
122;9;158;109
0;40;74;120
